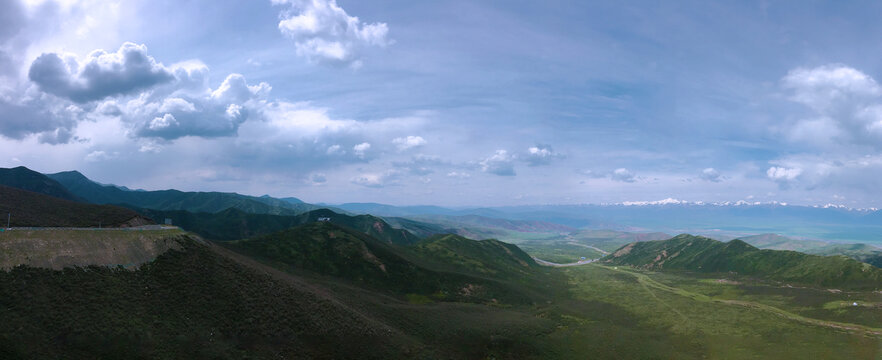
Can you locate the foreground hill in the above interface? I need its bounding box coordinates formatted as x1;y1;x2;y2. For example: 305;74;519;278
136;208;420;244
603;234;882;289
46;170;323;215
0;166;80;201
0;185;151;228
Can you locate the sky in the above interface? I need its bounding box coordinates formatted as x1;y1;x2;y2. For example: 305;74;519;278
1;0;882;207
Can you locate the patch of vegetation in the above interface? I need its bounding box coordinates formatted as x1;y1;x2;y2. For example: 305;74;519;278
0;185;150;228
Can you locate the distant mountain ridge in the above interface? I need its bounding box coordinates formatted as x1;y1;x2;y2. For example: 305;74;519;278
0;166;81;202
135;207;421;244
46;170;325;215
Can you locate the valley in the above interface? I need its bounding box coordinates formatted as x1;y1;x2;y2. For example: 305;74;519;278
1;166;882;358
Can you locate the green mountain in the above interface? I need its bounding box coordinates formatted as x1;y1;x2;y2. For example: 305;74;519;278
0;185;150;228
0;166;80;201
135;208;420;244
410;234;538;278
46;170;324;215
227;222;533;303
603;234;882;289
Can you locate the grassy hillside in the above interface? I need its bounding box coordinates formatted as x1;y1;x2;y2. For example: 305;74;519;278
411;234;538;278
805;243;882;268
603;234;882;289
135;208;420;244
0;185;151;228
46;171;322;215
227;222;532;304
0;167;81;201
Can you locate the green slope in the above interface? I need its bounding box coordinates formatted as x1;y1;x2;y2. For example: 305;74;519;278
227;222;533;303
411;234;538;278
0;185;151;228
0;166;80;201
603;234;882;289
46;170;321;215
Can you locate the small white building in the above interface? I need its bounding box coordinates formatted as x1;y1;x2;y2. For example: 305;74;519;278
317;217;331;222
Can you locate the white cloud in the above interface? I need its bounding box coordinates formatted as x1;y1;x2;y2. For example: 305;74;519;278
148;113;177;130
351;170;398;188
766;166;802;186
523;144;563;166
782;64;882;150
480;150;516;176
446;171;470;179
353;142;371;159
272;0;390;67
611;168;636;182
28;42;174;103
84;150;116;162
783;65;880;112
326;144;343;155
699;167;722;182
392;135;426;151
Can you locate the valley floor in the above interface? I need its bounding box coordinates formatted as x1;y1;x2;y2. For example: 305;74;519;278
548;263;882;359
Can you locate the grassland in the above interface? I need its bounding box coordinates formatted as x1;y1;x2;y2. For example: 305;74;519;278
557;264;882;358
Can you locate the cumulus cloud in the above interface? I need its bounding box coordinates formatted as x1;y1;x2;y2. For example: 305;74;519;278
767;166;802;188
480;150;516;176
611;168;636;182
523;144;563;166
353;142;371;159
699;167;722;182
130;72;270;139
783;65;880;112
272;0;390;67
28;42;175;103
392;135;426;151
84;150;117;162
782;65;882;149
21;42;271;141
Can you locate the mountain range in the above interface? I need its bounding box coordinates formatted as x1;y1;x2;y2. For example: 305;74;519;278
3;165;882;358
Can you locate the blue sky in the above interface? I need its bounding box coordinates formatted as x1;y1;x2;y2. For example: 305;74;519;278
1;0;882;207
